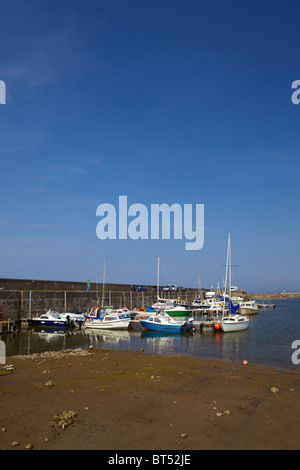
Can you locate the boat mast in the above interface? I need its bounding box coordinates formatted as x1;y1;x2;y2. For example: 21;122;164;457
222;232;230;316
228;231;231;306
101;251;107;308
197;268;202;299
157;256;160;300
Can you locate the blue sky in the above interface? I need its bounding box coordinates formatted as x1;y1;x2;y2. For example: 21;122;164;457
1;0;299;293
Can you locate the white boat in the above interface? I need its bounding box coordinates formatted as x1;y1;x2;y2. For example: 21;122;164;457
238;301;258;315
220;314;250;332
152;298;176;311
220;232;249;333
83;313;131;330
105;308;131;318
60;310;86;324
193;297;224;309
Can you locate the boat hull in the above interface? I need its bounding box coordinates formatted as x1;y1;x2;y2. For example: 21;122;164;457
165;309;192;317
84;319;130;330
33;320;68;327
140;319;182;332
220;316;249;332
238;307;258;315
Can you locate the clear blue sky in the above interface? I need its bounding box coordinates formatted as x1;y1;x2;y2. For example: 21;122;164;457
1;0;299;293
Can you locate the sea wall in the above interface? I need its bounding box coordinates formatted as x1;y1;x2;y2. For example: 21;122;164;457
0;278;196;321
244;292;300;301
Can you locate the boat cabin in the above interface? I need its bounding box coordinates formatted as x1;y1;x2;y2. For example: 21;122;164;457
87;307;108;318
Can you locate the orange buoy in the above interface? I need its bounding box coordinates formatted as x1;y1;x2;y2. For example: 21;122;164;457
214;322;221;330
242;360;248;366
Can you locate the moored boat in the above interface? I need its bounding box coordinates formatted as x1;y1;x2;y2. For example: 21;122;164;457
32;310;72;327
140;312;194;332
164;305;192;317
219;314;250;332
219;232;249;333
106;308;131;318
60;310;85;324
83;313;130;330
84;307;112;320
238;301;258;315
131;306;156;320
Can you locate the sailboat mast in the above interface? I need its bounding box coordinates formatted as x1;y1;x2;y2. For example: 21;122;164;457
101;251;107;308
222;232;230;316
228;231;231;303
157;256;160;300
197;268;201;299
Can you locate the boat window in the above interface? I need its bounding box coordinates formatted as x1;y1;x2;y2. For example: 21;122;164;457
154;317;161;323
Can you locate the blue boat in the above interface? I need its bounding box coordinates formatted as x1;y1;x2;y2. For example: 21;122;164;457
140;312;195;333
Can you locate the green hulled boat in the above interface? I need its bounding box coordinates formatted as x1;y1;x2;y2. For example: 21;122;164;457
164;306;192;317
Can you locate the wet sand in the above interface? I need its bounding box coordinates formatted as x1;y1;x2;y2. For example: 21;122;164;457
0;348;299;451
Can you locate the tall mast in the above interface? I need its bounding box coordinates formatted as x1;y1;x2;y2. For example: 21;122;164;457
157;256;160;300
197;268;201;298
101;251;107;308
228;231;231;303
222;232;230;316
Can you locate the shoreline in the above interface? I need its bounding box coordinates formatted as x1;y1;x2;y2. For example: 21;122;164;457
1;348;300;450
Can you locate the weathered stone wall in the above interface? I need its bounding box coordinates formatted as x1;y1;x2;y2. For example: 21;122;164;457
0;278;197;321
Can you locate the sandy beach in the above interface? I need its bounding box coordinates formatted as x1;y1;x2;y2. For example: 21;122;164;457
0;347;299;451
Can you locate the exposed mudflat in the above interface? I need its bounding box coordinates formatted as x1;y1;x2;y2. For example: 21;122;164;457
0;348;299;450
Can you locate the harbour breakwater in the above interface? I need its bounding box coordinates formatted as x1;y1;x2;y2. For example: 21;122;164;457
0;277;299;322
0;278;196;322
243;292;300;301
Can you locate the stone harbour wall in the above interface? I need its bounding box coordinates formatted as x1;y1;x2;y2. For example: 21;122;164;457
0;278;197;321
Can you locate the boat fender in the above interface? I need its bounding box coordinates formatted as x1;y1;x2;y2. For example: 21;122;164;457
213;322;221;330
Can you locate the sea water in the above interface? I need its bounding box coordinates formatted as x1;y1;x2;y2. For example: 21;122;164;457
2;298;300;370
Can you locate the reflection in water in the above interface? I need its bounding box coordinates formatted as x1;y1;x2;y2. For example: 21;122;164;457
2;299;300;370
141;330;181;355
85;329;131;347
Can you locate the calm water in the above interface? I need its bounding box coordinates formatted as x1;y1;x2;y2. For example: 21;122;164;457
2;299;300;370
